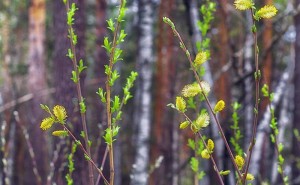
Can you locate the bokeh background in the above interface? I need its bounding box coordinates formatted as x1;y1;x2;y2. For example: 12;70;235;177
0;0;299;184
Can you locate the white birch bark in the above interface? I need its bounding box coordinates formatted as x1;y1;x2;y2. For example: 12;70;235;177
244;12;254;147
131;0;154;184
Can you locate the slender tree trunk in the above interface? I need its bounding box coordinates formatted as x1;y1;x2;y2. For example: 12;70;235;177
292;0;300;181
131;0;154;184
26;0;48;184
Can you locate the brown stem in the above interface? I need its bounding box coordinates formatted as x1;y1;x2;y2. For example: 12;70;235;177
242;9;260;185
62;125;110;185
65;2;94;184
96;146;109;185
105;1;124;183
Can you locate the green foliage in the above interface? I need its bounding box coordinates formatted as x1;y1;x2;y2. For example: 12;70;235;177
230;102;243;156
96;88;106;103
65;142;77;185
103;126;120;145
197;1;216;44
261;84;288;185
111;96;120;113
123;71;138;104
79;97;86;113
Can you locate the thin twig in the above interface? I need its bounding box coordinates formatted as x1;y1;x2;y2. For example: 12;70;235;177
14;111;42;185
168;24;243;180
242;9;260;185
62;125;110;185
64;1;94;184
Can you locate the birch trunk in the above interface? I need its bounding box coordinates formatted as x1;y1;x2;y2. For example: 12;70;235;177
244;11;254;149
131;0;154;184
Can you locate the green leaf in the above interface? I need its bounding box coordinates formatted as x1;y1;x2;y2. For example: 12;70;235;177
103;37;112;53
67;48;74;59
117;30;127;44
190;157;199;172
40;104;51;114
107;19;115;32
104;65;111;75
77;59;87;74
71;71;78;83
80;131;85;138
111;96;120;113
113;48;123;63
84;154;91;161
167;103;176;109
278;143;284;153
96;88;106;103
103;128;113;145
109;69;120;86
112;126;120;137
79;97;86;113
187;139;195;150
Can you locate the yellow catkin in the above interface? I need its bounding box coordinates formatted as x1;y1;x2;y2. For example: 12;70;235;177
246;173;255;181
200;81;211;95
207;139;214;152
195;113;210;129
40;117;54;130
176;96;186;112
256;5;278;19
235;155;245;169
53;105;67;122
182;84;201;97
52;130;68;137
214;100;225;113
234;0;254;10
201;149;210;159
220;170;231;176
194;51;208;66
179;121;189;129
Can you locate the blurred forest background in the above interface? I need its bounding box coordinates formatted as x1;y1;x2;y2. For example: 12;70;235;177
0;0;299;185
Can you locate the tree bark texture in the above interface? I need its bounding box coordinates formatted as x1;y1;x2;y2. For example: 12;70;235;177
26;0;48;184
293;0;300;181
131;0;154;184
150;0;174;184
